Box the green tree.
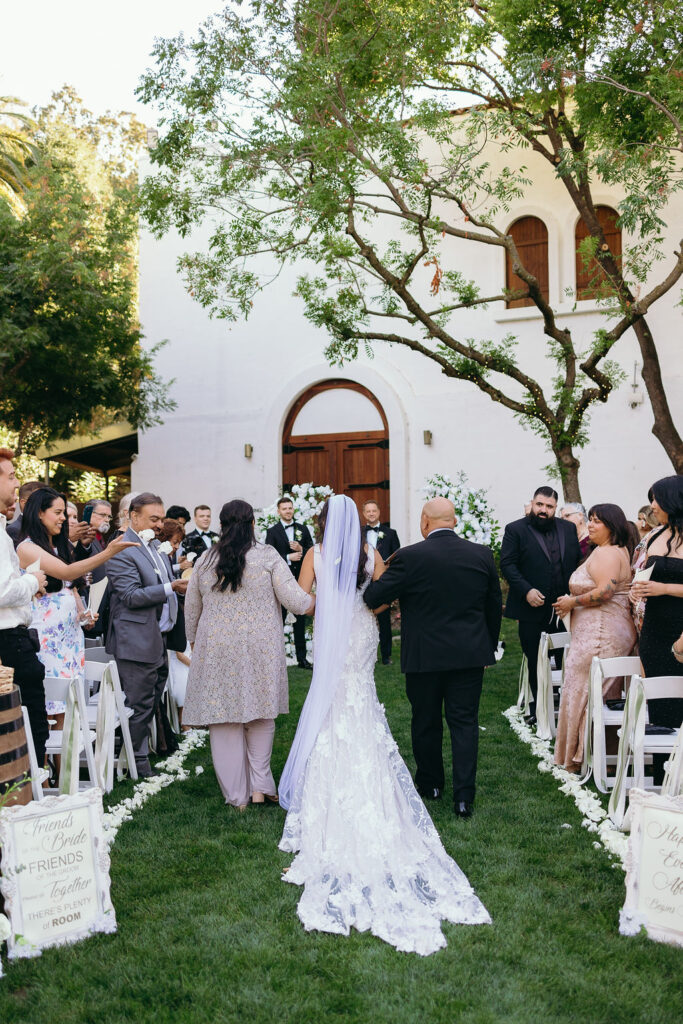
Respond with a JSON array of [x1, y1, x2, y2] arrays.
[[0, 89, 173, 455], [138, 0, 683, 498], [0, 96, 36, 216]]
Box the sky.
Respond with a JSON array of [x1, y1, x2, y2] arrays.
[[0, 1, 221, 121]]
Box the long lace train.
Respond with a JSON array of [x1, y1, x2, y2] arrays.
[[279, 566, 490, 956]]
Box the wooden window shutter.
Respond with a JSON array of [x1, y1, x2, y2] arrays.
[[505, 217, 549, 308], [575, 206, 622, 300]]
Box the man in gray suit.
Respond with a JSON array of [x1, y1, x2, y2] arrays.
[[105, 492, 188, 777]]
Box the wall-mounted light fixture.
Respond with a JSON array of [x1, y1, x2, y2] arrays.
[[423, 430, 433, 446], [629, 361, 644, 409], [244, 443, 253, 459]]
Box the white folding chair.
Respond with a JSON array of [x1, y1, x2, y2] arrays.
[[517, 654, 532, 715], [609, 674, 683, 828], [583, 656, 642, 792], [536, 631, 571, 740], [43, 676, 97, 794], [164, 652, 181, 735], [84, 659, 138, 789], [20, 706, 50, 801], [85, 646, 112, 664]]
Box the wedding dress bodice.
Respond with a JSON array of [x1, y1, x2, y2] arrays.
[[280, 544, 490, 955]]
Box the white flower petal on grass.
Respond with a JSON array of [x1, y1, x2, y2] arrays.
[[195, 765, 204, 775], [101, 729, 208, 848], [503, 705, 627, 869]]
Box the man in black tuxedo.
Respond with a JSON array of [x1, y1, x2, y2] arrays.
[[500, 485, 581, 721], [181, 504, 219, 561], [265, 496, 314, 668], [363, 497, 502, 818], [362, 499, 400, 665]]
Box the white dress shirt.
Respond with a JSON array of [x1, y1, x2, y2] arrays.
[[365, 525, 379, 548], [0, 513, 39, 629], [134, 530, 177, 633], [281, 519, 295, 564]]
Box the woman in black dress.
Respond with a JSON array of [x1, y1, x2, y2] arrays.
[[631, 476, 683, 779]]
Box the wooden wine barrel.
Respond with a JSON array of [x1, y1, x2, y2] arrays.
[[0, 684, 32, 807]]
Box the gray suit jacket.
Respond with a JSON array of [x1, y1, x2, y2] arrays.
[[105, 528, 172, 664]]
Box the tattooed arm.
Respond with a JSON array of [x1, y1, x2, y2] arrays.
[[553, 547, 624, 615]]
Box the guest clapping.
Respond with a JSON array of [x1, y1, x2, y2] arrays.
[[183, 499, 314, 810], [552, 505, 637, 771]]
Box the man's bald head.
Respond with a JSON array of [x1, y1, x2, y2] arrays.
[[420, 497, 456, 538]]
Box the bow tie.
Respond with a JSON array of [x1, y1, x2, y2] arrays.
[[200, 532, 210, 537]]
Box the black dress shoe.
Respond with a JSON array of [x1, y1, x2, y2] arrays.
[[523, 714, 537, 726], [297, 659, 313, 670], [382, 657, 393, 666], [417, 786, 442, 800], [454, 801, 473, 818]]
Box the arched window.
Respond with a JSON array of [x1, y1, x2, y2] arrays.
[[505, 216, 549, 308], [575, 206, 622, 300]]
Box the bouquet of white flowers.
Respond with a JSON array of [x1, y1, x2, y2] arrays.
[[423, 472, 500, 554], [255, 482, 334, 539]]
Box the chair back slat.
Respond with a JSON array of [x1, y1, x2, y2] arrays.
[[85, 647, 111, 663], [43, 675, 73, 703], [641, 676, 683, 702], [547, 632, 571, 650], [596, 656, 641, 678], [84, 661, 107, 683]]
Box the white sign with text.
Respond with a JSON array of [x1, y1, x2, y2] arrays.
[[0, 788, 115, 958], [620, 789, 683, 947]]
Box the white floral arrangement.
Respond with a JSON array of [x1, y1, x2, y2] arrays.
[[423, 472, 501, 553], [255, 482, 334, 539]]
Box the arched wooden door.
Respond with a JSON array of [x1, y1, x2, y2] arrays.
[[282, 380, 390, 520]]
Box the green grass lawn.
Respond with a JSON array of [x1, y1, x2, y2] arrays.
[[1, 622, 681, 1024]]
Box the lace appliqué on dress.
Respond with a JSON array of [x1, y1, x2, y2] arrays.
[[279, 568, 490, 956]]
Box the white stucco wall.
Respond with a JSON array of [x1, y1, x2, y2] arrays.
[[135, 139, 682, 544]]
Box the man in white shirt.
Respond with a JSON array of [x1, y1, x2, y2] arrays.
[[0, 447, 49, 764], [105, 492, 187, 777]]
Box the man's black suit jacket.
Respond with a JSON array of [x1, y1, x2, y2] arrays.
[[182, 528, 218, 561], [500, 516, 581, 623], [363, 529, 502, 674], [6, 513, 22, 549], [363, 523, 400, 563], [265, 521, 313, 581]]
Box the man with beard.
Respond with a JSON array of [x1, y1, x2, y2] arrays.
[[74, 499, 113, 584], [501, 486, 581, 722]]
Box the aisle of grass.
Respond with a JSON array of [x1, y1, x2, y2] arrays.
[[1, 621, 681, 1024]]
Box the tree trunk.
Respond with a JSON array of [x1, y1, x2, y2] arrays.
[[631, 319, 683, 473], [555, 445, 582, 503]]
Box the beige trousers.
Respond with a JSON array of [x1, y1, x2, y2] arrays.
[[209, 719, 276, 807]]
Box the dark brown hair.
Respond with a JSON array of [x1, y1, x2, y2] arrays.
[[208, 500, 255, 592], [588, 503, 634, 558], [159, 519, 185, 544]]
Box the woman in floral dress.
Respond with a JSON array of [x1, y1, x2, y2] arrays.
[[17, 488, 135, 721]]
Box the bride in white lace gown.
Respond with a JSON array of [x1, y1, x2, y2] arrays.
[[278, 495, 490, 956]]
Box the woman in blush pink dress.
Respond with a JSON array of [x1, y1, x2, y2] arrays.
[[552, 504, 636, 772]]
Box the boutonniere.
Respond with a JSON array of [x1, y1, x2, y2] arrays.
[[295, 529, 302, 541], [157, 541, 173, 556], [211, 536, 218, 544], [378, 531, 384, 539]]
